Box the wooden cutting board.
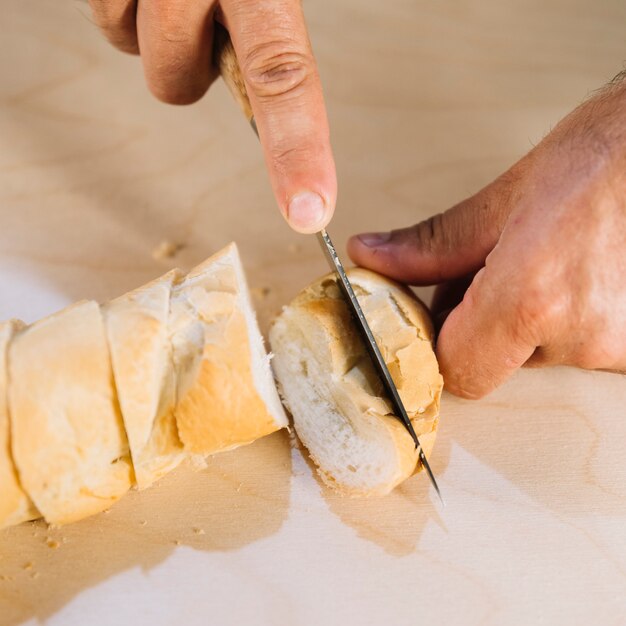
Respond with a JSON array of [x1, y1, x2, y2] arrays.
[[1, 1, 625, 624]]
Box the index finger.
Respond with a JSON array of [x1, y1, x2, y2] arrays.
[[220, 0, 336, 233], [437, 264, 537, 399]]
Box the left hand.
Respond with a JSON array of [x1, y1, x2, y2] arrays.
[[348, 74, 626, 399]]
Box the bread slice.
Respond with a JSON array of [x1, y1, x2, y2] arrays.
[[103, 270, 185, 490], [169, 243, 288, 455], [269, 268, 443, 496], [1, 242, 288, 529], [0, 320, 39, 528], [9, 301, 133, 524]]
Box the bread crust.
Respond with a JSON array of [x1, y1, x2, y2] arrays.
[[171, 243, 287, 455], [104, 270, 184, 489], [9, 301, 133, 525], [0, 320, 38, 528]]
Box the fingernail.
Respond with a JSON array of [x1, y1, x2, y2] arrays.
[[357, 232, 392, 247], [287, 192, 327, 232]]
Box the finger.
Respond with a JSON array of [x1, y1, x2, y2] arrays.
[[347, 167, 524, 285], [136, 0, 217, 105], [436, 263, 537, 399], [220, 0, 336, 233], [89, 0, 139, 54]]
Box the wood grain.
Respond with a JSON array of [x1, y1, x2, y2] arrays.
[[1, 0, 625, 624]]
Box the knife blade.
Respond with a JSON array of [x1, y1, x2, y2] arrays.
[[317, 229, 443, 505], [213, 23, 443, 504]]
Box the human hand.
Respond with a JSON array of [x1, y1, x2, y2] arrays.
[[88, 0, 336, 233], [348, 76, 626, 398]]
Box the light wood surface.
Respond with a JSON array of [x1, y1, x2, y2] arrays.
[[1, 1, 626, 624]]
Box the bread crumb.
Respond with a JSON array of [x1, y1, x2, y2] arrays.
[[287, 430, 301, 449], [192, 527, 205, 536], [46, 539, 60, 549], [152, 240, 184, 261], [174, 540, 182, 546], [236, 483, 243, 493], [189, 454, 208, 471], [30, 572, 40, 580], [23, 563, 33, 571], [251, 286, 271, 300], [139, 520, 147, 526], [0, 574, 13, 582]]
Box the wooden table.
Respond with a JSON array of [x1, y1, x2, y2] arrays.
[[1, 1, 625, 624]]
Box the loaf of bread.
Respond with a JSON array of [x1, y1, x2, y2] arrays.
[[0, 243, 287, 528], [269, 268, 443, 496]]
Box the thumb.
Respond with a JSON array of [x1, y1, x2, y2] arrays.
[[347, 170, 518, 285], [221, 0, 336, 234]]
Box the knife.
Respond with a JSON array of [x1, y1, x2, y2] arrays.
[[213, 23, 443, 505]]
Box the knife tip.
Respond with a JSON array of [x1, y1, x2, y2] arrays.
[[418, 446, 445, 507]]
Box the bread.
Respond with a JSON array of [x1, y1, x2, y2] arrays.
[[0, 320, 38, 528], [170, 243, 288, 455], [9, 301, 134, 525], [104, 270, 184, 490], [1, 242, 287, 528], [269, 268, 443, 496]]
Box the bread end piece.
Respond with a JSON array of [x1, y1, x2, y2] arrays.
[[9, 301, 133, 525], [269, 268, 443, 496], [0, 320, 39, 528]]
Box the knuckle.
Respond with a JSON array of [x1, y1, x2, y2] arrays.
[[145, 52, 212, 105], [104, 32, 139, 55], [514, 274, 568, 341], [89, 0, 139, 54], [410, 213, 448, 256], [409, 204, 495, 260], [242, 41, 313, 99], [270, 144, 318, 173], [149, 80, 207, 105], [511, 300, 547, 347], [89, 0, 119, 23], [144, 6, 201, 78]]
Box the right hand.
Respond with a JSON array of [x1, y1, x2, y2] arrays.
[[88, 0, 336, 234]]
